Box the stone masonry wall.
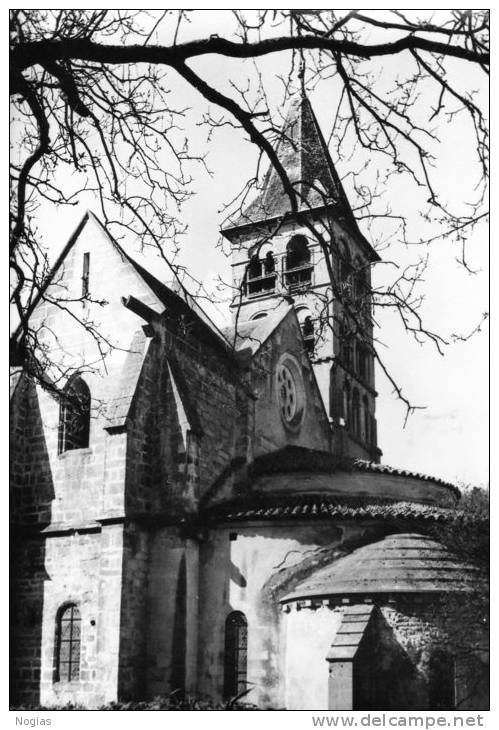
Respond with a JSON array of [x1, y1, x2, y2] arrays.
[[112, 322, 242, 698], [11, 214, 163, 705], [10, 534, 47, 706], [11, 525, 124, 709], [380, 597, 489, 710], [249, 311, 331, 459], [144, 528, 201, 699]]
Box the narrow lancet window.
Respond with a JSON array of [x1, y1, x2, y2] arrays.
[[82, 252, 90, 300], [224, 611, 248, 699], [58, 376, 91, 453], [285, 235, 312, 289], [55, 604, 81, 682]]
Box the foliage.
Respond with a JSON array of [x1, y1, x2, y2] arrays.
[[427, 484, 489, 568], [11, 694, 262, 711], [10, 10, 489, 416]]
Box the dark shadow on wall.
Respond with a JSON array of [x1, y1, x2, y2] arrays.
[[354, 609, 426, 710], [454, 650, 490, 711], [10, 377, 54, 705], [117, 526, 150, 702], [170, 552, 187, 693], [116, 339, 191, 702]]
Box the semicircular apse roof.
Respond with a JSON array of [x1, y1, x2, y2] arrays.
[[282, 533, 482, 602]]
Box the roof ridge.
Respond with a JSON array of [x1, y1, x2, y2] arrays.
[[14, 209, 232, 354]]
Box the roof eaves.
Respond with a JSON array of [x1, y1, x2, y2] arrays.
[[203, 495, 472, 526], [349, 459, 461, 498], [222, 203, 380, 264]]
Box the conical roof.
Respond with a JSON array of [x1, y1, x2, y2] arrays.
[[228, 91, 356, 227], [282, 533, 482, 602]]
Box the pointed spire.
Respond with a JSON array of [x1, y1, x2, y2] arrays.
[[227, 90, 356, 228]]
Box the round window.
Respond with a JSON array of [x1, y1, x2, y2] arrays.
[[275, 354, 305, 430], [277, 364, 297, 422]]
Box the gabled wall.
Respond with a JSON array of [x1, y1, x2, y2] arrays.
[[249, 310, 331, 458], [10, 211, 238, 705]]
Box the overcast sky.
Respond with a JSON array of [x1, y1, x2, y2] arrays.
[[16, 9, 489, 487]]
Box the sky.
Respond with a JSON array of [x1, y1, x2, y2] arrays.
[[12, 9, 489, 487]]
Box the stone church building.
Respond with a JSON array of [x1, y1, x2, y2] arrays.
[[10, 93, 488, 710]]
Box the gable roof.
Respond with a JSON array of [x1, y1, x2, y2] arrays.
[[13, 210, 232, 353]]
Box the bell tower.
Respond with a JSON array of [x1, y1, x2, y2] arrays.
[[221, 90, 381, 462]]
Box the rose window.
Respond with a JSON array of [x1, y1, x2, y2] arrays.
[[277, 364, 297, 422], [275, 354, 305, 429]]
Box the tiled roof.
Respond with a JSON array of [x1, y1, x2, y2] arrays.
[[225, 93, 354, 228], [282, 533, 483, 601], [203, 494, 474, 525], [349, 459, 460, 496], [237, 446, 461, 498], [222, 92, 379, 263]]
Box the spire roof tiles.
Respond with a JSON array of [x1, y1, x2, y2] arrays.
[[222, 91, 379, 261]]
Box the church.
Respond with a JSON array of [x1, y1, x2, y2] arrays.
[[10, 92, 488, 710]]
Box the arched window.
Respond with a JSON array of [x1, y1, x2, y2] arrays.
[[370, 415, 377, 448], [353, 257, 369, 304], [357, 343, 369, 382], [223, 611, 248, 699], [352, 388, 361, 438], [58, 376, 91, 454], [428, 649, 455, 710], [247, 250, 275, 296], [362, 395, 370, 443], [285, 235, 312, 289], [339, 240, 353, 290], [81, 252, 90, 300], [247, 255, 262, 281], [55, 604, 81, 682], [296, 307, 315, 354], [286, 235, 310, 270], [302, 316, 315, 354], [339, 319, 354, 371], [263, 250, 275, 275], [343, 334, 353, 370], [342, 381, 351, 427]]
